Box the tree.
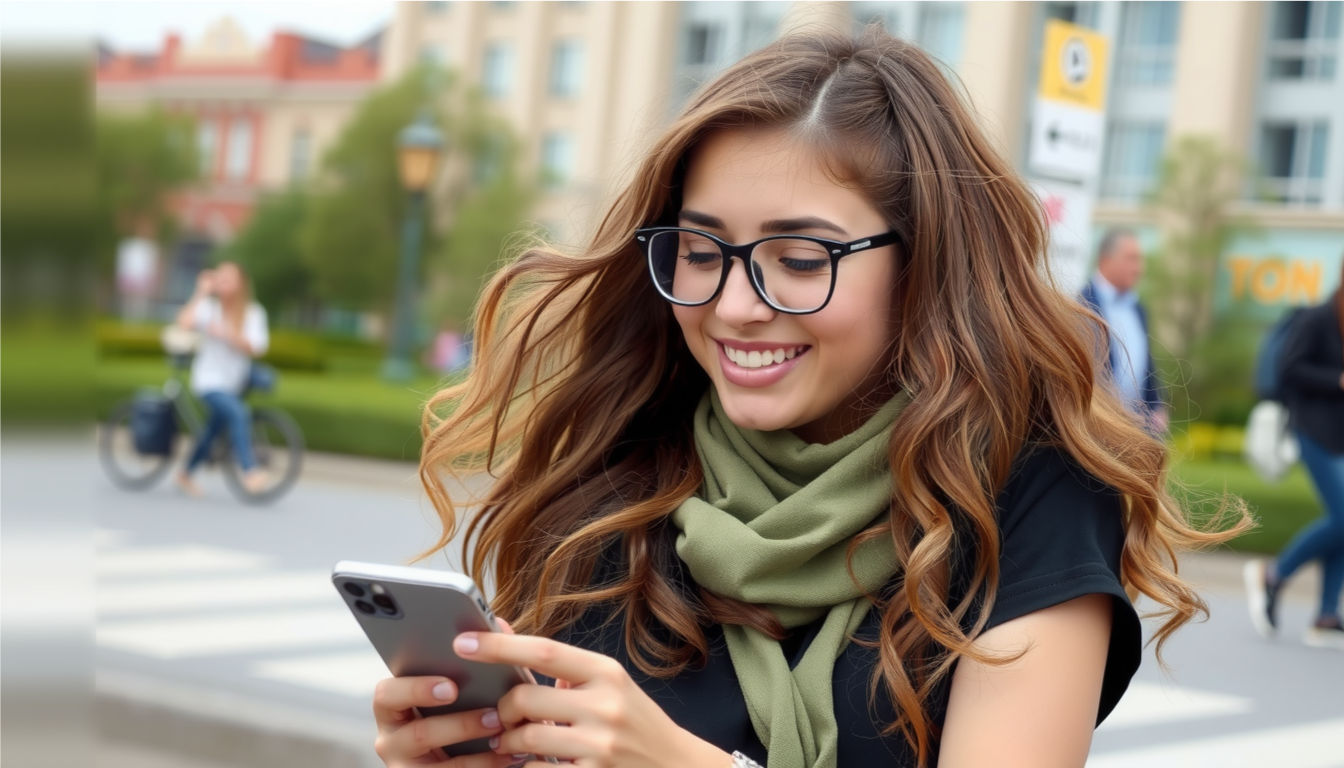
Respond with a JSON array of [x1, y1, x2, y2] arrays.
[[214, 190, 315, 321], [95, 108, 198, 278], [1144, 136, 1253, 362], [300, 66, 534, 332]]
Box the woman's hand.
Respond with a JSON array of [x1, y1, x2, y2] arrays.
[[370, 674, 518, 768], [194, 270, 215, 297], [452, 631, 732, 768]]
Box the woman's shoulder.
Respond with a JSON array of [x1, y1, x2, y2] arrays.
[[996, 443, 1120, 531]]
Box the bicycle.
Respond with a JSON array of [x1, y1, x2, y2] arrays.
[[99, 332, 305, 505]]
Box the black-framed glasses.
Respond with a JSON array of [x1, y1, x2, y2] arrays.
[[635, 226, 901, 314]]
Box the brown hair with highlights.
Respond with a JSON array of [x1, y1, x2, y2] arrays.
[[419, 27, 1251, 764]]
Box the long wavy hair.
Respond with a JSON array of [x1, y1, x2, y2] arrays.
[[420, 28, 1251, 764]]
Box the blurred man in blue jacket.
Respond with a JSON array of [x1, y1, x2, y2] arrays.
[[1079, 228, 1168, 434]]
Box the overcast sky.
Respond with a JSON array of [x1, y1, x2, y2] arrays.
[[2, 1, 392, 49]]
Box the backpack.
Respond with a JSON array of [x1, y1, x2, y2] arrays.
[[1253, 307, 1306, 402], [131, 393, 178, 456]]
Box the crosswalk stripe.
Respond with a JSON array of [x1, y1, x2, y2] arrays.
[[97, 608, 365, 658], [98, 545, 271, 577], [98, 571, 336, 617], [1088, 717, 1344, 768], [1098, 681, 1254, 731], [250, 650, 389, 698]]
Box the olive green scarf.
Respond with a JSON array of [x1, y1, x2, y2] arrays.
[[671, 389, 909, 768]]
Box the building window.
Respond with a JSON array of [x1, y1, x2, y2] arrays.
[[196, 118, 218, 177], [424, 1, 450, 13], [1116, 1, 1181, 86], [1101, 121, 1167, 201], [549, 39, 585, 98], [1037, 0, 1102, 28], [686, 22, 721, 66], [1260, 120, 1330, 204], [483, 42, 515, 99], [1266, 1, 1341, 80], [918, 3, 965, 68], [224, 117, 253, 182], [420, 42, 450, 68], [290, 130, 311, 182], [540, 131, 576, 191]]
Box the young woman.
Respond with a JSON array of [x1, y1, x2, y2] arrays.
[[373, 29, 1248, 768], [1246, 265, 1344, 651], [174, 261, 270, 497]]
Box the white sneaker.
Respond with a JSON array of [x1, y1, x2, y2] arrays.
[[1303, 623, 1344, 651], [1243, 559, 1278, 639]]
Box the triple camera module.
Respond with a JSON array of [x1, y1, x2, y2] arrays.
[[341, 579, 403, 619]]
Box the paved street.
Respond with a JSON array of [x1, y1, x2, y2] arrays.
[[46, 440, 1344, 766]]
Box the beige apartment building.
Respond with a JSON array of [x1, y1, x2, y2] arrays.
[[385, 0, 1344, 313]]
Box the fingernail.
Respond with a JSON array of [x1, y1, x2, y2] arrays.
[[454, 633, 479, 655], [488, 736, 499, 750], [431, 681, 455, 701], [481, 708, 500, 728]]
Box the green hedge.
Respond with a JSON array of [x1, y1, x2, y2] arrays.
[[96, 357, 445, 462], [95, 320, 390, 373]]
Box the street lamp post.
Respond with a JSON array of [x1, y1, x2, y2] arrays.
[[381, 113, 445, 382]]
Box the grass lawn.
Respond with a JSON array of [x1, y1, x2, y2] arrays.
[[91, 356, 1324, 554], [1168, 457, 1323, 555]]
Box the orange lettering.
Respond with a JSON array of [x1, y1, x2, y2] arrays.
[[1251, 258, 1287, 304], [1288, 260, 1322, 304], [1226, 256, 1254, 300]]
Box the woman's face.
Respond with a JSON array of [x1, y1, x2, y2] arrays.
[[672, 128, 900, 443], [213, 263, 244, 299]]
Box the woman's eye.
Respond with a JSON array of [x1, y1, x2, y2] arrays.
[[682, 249, 722, 266], [780, 257, 830, 273]]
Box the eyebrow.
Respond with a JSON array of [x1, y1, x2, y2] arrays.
[[678, 209, 850, 238]]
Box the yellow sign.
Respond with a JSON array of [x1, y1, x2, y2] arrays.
[[1038, 19, 1108, 111], [1226, 256, 1326, 305]]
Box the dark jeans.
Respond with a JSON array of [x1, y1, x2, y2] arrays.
[[184, 391, 255, 474], [1277, 431, 1344, 620]]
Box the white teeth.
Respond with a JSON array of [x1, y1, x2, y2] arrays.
[[724, 345, 805, 368]]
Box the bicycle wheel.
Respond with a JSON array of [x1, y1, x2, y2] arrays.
[[223, 407, 304, 504], [99, 400, 176, 490]]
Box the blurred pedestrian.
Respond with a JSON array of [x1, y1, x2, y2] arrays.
[[1246, 265, 1344, 651], [173, 261, 270, 498], [1079, 228, 1169, 434], [426, 321, 464, 374], [373, 29, 1248, 768]]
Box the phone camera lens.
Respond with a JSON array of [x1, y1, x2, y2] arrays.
[[372, 594, 397, 614], [343, 582, 366, 598], [354, 599, 376, 614]]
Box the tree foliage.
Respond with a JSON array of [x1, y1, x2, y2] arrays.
[[95, 108, 198, 276], [215, 190, 313, 318], [1144, 136, 1253, 361]]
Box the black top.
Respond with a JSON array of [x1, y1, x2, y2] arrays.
[[550, 447, 1142, 767], [1280, 300, 1344, 454]]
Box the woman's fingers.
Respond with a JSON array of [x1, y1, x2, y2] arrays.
[[494, 684, 581, 729], [453, 633, 619, 686], [373, 676, 459, 729], [491, 722, 587, 764], [374, 707, 504, 765]]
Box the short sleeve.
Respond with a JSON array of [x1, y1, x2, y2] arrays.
[[244, 304, 270, 357], [987, 446, 1141, 726]]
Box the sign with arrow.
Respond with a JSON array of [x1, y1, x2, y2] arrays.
[[1028, 19, 1109, 181]]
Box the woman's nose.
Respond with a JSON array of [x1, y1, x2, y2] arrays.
[[714, 258, 775, 327]]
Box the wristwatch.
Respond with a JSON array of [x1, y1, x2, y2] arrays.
[[732, 751, 764, 768]]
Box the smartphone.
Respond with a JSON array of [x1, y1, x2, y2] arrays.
[[331, 560, 541, 759]]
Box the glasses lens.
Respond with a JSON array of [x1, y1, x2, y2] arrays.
[[749, 238, 834, 312], [647, 231, 723, 304]]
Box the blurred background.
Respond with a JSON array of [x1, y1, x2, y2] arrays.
[[2, 2, 1342, 767]]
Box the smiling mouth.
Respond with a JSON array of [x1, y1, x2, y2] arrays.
[[720, 343, 810, 369]]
